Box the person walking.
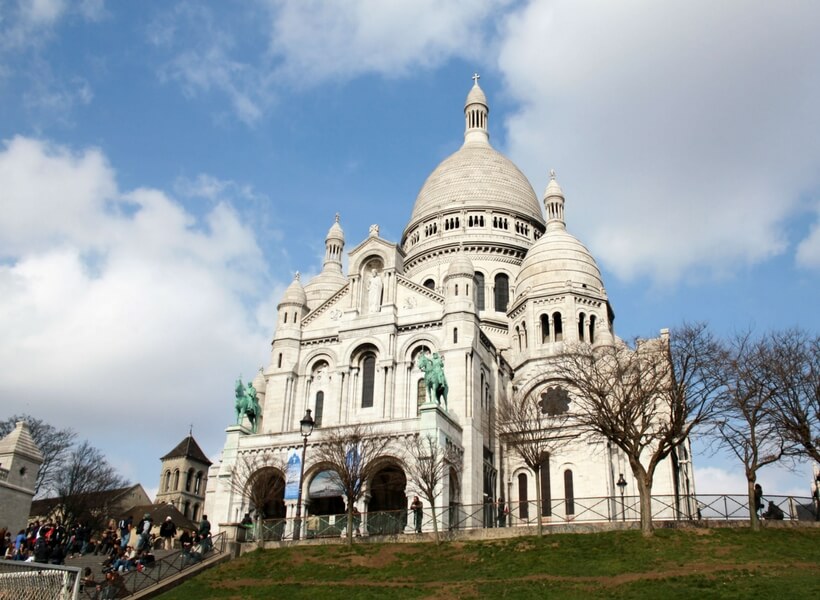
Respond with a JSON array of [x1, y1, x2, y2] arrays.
[[159, 516, 177, 551]]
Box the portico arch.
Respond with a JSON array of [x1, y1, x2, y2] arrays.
[[366, 461, 407, 534]]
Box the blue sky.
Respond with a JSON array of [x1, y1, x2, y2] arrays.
[[1, 1, 818, 502]]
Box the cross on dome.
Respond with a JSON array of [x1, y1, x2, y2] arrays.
[[472, 73, 480, 85], [549, 169, 556, 179]]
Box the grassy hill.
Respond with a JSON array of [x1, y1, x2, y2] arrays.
[[158, 527, 820, 599]]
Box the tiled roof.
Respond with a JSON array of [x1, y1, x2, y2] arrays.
[[160, 435, 212, 466]]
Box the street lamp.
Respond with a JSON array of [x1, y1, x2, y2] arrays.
[[616, 474, 627, 522], [293, 409, 315, 541]]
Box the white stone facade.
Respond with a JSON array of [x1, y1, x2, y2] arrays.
[[205, 79, 695, 533]]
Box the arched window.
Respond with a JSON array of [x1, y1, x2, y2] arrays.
[[518, 473, 529, 520], [194, 471, 203, 495], [589, 315, 597, 344], [540, 314, 550, 343], [564, 470, 575, 515], [417, 378, 426, 413], [183, 501, 190, 518], [173, 469, 180, 491], [539, 453, 552, 517], [361, 353, 376, 408], [553, 312, 563, 342], [423, 278, 435, 290], [315, 391, 324, 427], [192, 503, 199, 522], [277, 353, 282, 368], [475, 272, 485, 311], [516, 326, 521, 351], [494, 274, 509, 312], [164, 470, 171, 492], [185, 468, 194, 492], [521, 322, 527, 349], [453, 328, 458, 344], [283, 312, 288, 324], [578, 312, 586, 342], [454, 284, 458, 295]]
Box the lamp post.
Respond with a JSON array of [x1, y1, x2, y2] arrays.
[[293, 409, 315, 541], [616, 474, 627, 522]]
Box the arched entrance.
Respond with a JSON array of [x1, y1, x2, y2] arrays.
[[248, 468, 286, 540], [248, 468, 286, 519], [367, 464, 407, 534], [306, 470, 346, 538]]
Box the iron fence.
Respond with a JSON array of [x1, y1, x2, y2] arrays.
[[244, 493, 817, 542], [79, 532, 225, 598]]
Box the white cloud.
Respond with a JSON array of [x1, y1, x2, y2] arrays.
[[265, 0, 504, 85], [796, 203, 820, 269], [496, 0, 820, 284], [695, 464, 813, 499], [150, 4, 270, 125], [0, 136, 278, 458], [149, 1, 504, 123]]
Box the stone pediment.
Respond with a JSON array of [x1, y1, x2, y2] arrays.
[[395, 275, 444, 316], [302, 283, 350, 328], [348, 231, 404, 274]]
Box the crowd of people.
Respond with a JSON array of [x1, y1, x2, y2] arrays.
[[0, 513, 213, 599]]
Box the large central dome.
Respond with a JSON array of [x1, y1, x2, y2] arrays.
[[401, 78, 545, 274], [408, 143, 543, 224]]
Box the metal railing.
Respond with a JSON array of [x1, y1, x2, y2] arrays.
[[243, 493, 818, 542], [80, 532, 226, 598]]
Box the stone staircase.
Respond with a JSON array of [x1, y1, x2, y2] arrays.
[[64, 537, 228, 598]]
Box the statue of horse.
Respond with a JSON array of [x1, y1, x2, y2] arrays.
[[417, 352, 448, 409], [235, 378, 261, 433]]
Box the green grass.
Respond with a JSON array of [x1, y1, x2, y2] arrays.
[[158, 527, 820, 599]]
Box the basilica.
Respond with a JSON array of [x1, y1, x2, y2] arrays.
[[204, 78, 694, 534]]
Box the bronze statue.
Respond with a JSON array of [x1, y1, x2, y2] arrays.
[[417, 352, 448, 409], [234, 377, 261, 433]]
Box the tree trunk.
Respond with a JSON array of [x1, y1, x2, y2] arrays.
[[431, 502, 440, 544], [627, 459, 654, 537], [255, 514, 263, 549], [635, 475, 654, 536], [346, 507, 353, 546], [748, 478, 760, 531], [534, 467, 543, 537]]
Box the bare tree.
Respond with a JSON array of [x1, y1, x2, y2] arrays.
[[494, 387, 572, 536], [711, 331, 795, 530], [310, 424, 393, 545], [556, 323, 724, 536], [767, 329, 820, 464], [223, 452, 286, 544], [402, 433, 463, 543], [53, 440, 129, 529], [0, 414, 76, 497]]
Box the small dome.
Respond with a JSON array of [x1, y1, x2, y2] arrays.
[[326, 213, 344, 242], [465, 81, 487, 107], [515, 229, 605, 301], [281, 273, 307, 306], [544, 173, 564, 200], [446, 253, 475, 278]]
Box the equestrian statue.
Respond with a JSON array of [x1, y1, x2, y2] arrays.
[[235, 377, 261, 433], [417, 352, 448, 409]]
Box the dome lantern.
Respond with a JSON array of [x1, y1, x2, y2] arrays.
[[544, 169, 566, 232], [464, 73, 489, 145]]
